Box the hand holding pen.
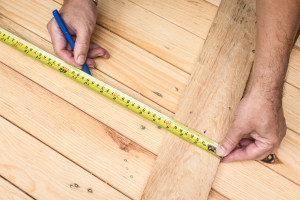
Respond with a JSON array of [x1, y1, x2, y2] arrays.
[[47, 0, 109, 74]]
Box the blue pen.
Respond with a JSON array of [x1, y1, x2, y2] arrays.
[[52, 9, 91, 75]]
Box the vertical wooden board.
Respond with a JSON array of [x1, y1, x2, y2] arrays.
[[286, 47, 300, 88], [0, 177, 33, 200], [53, 0, 204, 72], [130, 0, 218, 39], [260, 129, 300, 185], [283, 83, 300, 134], [0, 15, 173, 118], [0, 0, 189, 112], [0, 117, 130, 200], [214, 161, 300, 200], [0, 63, 155, 199], [142, 0, 256, 199]]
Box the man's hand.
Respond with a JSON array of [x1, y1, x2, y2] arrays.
[[216, 0, 299, 162], [217, 87, 286, 162], [47, 0, 109, 69]]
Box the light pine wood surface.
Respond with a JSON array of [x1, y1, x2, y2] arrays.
[[0, 0, 299, 199]]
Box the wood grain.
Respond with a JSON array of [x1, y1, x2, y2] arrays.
[[0, 116, 130, 200], [142, 0, 256, 199], [0, 0, 189, 112], [130, 0, 218, 39], [0, 177, 33, 200], [1, 0, 300, 199], [214, 160, 300, 199], [0, 63, 155, 199]]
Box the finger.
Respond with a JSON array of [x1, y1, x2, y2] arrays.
[[87, 42, 110, 58], [74, 27, 92, 65], [86, 58, 96, 68], [67, 43, 73, 51], [222, 141, 272, 162], [47, 19, 82, 69], [216, 125, 244, 157], [59, 50, 83, 69], [239, 138, 253, 147]]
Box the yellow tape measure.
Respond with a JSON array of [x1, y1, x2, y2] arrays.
[[0, 27, 220, 158]]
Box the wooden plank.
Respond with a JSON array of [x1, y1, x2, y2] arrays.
[[142, 0, 256, 199], [286, 47, 300, 89], [0, 63, 155, 199], [0, 116, 130, 200], [0, 13, 171, 155], [54, 0, 203, 73], [129, 0, 218, 39], [0, 0, 189, 112], [260, 129, 300, 185], [283, 83, 300, 134], [0, 177, 33, 200], [213, 160, 300, 199]]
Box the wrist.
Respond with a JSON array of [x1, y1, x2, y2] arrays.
[[247, 84, 283, 110]]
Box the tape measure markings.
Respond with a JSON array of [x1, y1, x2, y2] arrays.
[[0, 27, 220, 158]]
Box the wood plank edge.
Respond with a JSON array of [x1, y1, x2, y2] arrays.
[[127, 0, 208, 40], [0, 175, 35, 200]]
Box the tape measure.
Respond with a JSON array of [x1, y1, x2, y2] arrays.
[[0, 27, 220, 158]]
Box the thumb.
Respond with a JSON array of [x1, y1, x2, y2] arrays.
[[74, 29, 91, 66], [217, 125, 244, 157]]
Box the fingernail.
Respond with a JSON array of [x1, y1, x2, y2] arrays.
[[216, 145, 227, 157], [77, 55, 85, 65]]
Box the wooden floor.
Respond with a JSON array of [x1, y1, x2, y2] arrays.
[[0, 0, 299, 199]]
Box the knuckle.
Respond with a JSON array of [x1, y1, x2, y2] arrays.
[[53, 48, 61, 56], [47, 22, 52, 31], [224, 136, 237, 147], [267, 137, 279, 147], [76, 41, 89, 49], [47, 19, 55, 31]]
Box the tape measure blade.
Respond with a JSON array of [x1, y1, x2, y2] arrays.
[[0, 27, 220, 158]]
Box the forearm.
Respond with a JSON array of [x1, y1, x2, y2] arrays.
[[251, 0, 300, 103]]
